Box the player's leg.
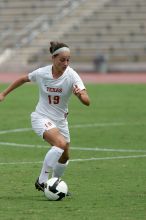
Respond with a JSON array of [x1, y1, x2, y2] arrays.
[[31, 113, 70, 191], [52, 143, 70, 178], [51, 119, 70, 178], [38, 128, 68, 185]]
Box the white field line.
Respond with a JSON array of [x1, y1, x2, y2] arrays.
[[71, 146, 146, 153], [0, 128, 31, 135], [0, 141, 146, 153], [0, 121, 145, 135], [0, 123, 146, 165], [0, 154, 146, 166], [0, 142, 46, 148], [70, 154, 146, 162]]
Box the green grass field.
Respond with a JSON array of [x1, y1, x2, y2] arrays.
[[0, 83, 146, 220]]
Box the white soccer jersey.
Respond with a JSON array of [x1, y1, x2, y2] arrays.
[[28, 65, 85, 120]]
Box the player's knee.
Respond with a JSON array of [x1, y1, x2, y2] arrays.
[[56, 139, 68, 151]]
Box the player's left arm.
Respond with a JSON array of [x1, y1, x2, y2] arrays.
[[73, 85, 90, 106]]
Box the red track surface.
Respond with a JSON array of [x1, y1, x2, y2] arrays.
[[1, 72, 146, 84], [80, 72, 146, 84]]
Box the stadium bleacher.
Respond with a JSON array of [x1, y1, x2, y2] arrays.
[[0, 0, 146, 73]]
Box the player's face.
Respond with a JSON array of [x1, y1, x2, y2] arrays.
[[53, 52, 70, 73]]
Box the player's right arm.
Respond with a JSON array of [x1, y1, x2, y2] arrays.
[[0, 75, 30, 101]]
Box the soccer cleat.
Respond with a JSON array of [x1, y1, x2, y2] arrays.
[[35, 178, 44, 192]]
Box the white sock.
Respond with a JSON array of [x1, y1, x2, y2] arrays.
[[39, 146, 64, 184], [52, 161, 69, 178]]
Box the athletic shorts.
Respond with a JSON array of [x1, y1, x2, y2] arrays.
[[31, 112, 70, 142]]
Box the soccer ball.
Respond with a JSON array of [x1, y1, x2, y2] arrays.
[[44, 177, 68, 201]]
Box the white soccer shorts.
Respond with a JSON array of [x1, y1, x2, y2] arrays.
[[31, 112, 70, 142]]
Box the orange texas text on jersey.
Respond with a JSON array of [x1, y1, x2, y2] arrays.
[[47, 87, 63, 93]]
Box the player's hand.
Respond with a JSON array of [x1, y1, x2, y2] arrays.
[[0, 93, 5, 101], [73, 85, 82, 98], [73, 85, 90, 106]]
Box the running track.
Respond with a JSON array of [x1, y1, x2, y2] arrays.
[[1, 72, 146, 83]]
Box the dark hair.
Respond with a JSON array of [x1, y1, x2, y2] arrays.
[[49, 41, 69, 55]]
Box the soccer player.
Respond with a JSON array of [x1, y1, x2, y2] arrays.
[[0, 41, 90, 192]]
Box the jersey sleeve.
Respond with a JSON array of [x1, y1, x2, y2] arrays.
[[28, 69, 39, 82], [72, 70, 85, 90]]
